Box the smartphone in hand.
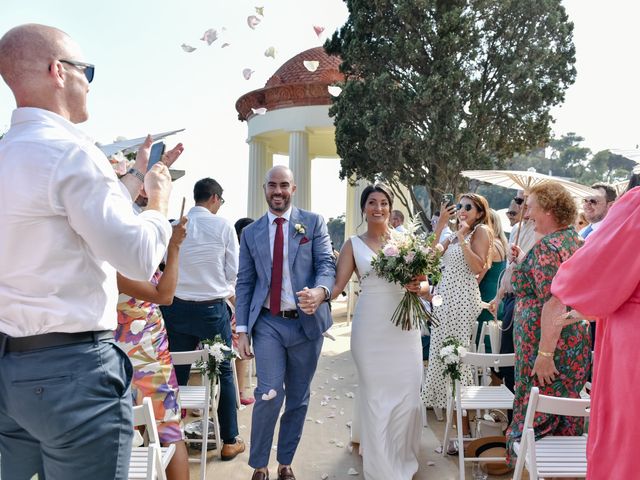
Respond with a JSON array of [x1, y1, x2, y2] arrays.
[[443, 193, 454, 207], [148, 142, 166, 170]]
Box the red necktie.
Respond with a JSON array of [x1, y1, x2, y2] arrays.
[[270, 217, 286, 315]]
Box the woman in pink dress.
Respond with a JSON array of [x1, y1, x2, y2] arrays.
[[545, 186, 640, 479]]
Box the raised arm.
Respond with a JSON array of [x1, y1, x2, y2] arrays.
[[460, 224, 491, 275]]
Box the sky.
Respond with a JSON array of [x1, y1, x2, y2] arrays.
[[1, 0, 639, 223]]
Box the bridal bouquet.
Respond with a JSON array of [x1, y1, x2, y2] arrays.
[[196, 335, 238, 390], [369, 222, 442, 330], [439, 336, 469, 395]]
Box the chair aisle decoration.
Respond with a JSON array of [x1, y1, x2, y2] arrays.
[[440, 342, 515, 480]]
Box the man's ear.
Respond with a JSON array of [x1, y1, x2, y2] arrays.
[[48, 60, 66, 88]]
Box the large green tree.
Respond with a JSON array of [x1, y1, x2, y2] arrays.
[[326, 0, 576, 214]]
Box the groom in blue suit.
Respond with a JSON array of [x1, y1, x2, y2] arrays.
[[236, 165, 335, 480]]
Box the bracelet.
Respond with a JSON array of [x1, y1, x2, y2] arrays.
[[127, 167, 144, 182], [538, 350, 554, 358]]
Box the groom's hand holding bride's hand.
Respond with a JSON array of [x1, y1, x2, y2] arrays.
[[237, 333, 254, 360], [296, 286, 325, 315]]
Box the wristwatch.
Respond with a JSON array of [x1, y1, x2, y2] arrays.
[[127, 167, 144, 182]]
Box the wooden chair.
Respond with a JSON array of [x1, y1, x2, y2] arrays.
[[171, 349, 217, 480], [442, 352, 515, 480], [129, 397, 175, 480], [512, 386, 590, 480]]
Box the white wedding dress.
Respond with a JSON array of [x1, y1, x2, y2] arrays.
[[350, 236, 423, 480]]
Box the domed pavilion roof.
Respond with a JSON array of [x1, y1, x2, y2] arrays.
[[235, 47, 344, 121]]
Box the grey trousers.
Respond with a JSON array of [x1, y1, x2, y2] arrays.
[[0, 339, 133, 480]]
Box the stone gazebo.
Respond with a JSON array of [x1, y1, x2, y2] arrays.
[[235, 47, 368, 238]]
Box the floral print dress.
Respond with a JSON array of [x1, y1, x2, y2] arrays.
[[505, 227, 590, 465], [115, 271, 184, 444]]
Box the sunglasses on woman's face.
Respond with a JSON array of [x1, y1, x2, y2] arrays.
[[456, 203, 474, 212], [513, 197, 524, 205]]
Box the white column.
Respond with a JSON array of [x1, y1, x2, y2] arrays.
[[247, 138, 272, 219], [288, 130, 311, 210], [345, 177, 369, 240]]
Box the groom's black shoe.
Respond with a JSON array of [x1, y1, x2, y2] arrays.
[[277, 466, 296, 480], [251, 470, 269, 480]]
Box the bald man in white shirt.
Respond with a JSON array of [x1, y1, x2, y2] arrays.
[[0, 24, 172, 479]]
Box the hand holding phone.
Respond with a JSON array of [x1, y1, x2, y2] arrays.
[[443, 193, 454, 207], [148, 142, 166, 170]]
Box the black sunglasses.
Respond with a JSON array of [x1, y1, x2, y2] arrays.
[[456, 203, 474, 212], [506, 210, 518, 216], [59, 59, 95, 83], [582, 198, 600, 206], [513, 197, 524, 205]]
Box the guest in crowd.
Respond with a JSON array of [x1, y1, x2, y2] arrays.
[[0, 24, 173, 478], [430, 210, 453, 244], [390, 209, 405, 232], [546, 186, 640, 480], [579, 182, 617, 240], [421, 194, 492, 433], [505, 182, 590, 466], [160, 177, 244, 461], [116, 218, 189, 480], [490, 192, 539, 393], [233, 217, 255, 406], [475, 209, 507, 352]]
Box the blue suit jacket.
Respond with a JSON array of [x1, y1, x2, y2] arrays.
[[235, 207, 335, 339]]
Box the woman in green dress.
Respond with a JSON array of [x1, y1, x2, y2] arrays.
[[475, 209, 508, 352]]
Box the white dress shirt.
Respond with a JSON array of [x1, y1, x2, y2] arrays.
[[173, 206, 239, 301], [0, 108, 171, 337], [263, 208, 297, 311]]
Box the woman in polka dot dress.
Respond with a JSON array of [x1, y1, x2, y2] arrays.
[[421, 194, 493, 419]]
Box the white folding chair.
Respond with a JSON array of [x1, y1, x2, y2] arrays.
[[442, 352, 515, 480], [513, 387, 590, 480], [129, 397, 176, 480], [171, 349, 217, 480]]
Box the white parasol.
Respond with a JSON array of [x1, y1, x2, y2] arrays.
[[461, 169, 597, 245], [97, 128, 185, 157]]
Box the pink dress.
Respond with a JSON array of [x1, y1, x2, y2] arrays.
[[551, 187, 640, 480]]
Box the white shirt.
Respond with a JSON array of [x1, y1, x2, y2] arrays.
[[263, 208, 297, 311], [0, 108, 171, 337], [173, 206, 239, 301]]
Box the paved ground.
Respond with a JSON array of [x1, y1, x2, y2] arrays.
[[190, 303, 515, 479]]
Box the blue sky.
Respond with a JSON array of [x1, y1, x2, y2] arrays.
[[1, 0, 639, 221]]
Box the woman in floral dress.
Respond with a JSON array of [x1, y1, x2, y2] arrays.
[[505, 182, 591, 465], [116, 218, 189, 480]]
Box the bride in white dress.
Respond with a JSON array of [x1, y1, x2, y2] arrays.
[[332, 184, 424, 480]]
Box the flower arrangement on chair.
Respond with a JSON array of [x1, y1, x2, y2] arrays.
[[439, 336, 469, 395], [196, 335, 238, 391]]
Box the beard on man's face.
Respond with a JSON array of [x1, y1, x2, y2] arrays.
[[267, 192, 291, 212]]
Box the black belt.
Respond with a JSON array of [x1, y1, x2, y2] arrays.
[[0, 330, 113, 356], [174, 296, 224, 306], [261, 307, 299, 319]]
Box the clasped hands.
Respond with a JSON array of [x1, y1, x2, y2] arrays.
[[404, 275, 430, 299], [296, 286, 326, 315]]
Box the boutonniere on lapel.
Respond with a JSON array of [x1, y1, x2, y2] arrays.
[[294, 223, 310, 244]]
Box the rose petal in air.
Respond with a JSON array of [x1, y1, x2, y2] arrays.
[[242, 68, 255, 80], [221, 42, 231, 48], [200, 28, 218, 45], [247, 15, 261, 29], [261, 389, 277, 401], [181, 44, 196, 53], [432, 294, 444, 307], [264, 46, 276, 59], [304, 60, 320, 72], [313, 25, 325, 37], [328, 86, 342, 97], [251, 107, 267, 116], [255, 6, 264, 16]]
